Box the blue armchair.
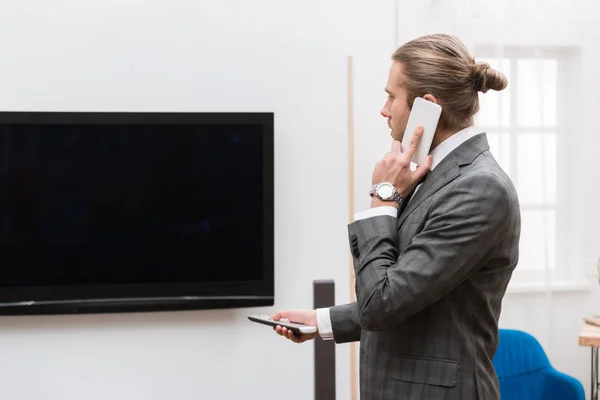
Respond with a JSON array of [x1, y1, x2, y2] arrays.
[[492, 329, 585, 400]]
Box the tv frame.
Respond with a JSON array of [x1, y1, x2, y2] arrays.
[[0, 111, 275, 315]]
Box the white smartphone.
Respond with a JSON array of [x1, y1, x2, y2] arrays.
[[401, 97, 442, 165], [247, 314, 317, 335]]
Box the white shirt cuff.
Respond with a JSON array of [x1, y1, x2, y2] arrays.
[[316, 307, 334, 340], [353, 206, 398, 221]]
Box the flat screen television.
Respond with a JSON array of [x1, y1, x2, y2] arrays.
[[0, 112, 274, 315]]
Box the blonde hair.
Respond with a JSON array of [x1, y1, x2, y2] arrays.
[[392, 33, 508, 131]]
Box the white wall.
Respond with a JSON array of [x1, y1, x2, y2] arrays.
[[0, 1, 397, 399]]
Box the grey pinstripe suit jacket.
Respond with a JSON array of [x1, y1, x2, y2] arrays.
[[331, 133, 520, 399]]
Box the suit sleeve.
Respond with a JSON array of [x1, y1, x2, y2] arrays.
[[329, 302, 362, 343], [349, 173, 515, 331], [316, 206, 399, 343]]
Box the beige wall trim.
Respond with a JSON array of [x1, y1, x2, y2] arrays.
[[347, 55, 358, 400]]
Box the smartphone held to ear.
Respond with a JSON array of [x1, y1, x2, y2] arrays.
[[401, 97, 442, 165]]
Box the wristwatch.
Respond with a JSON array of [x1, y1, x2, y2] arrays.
[[369, 182, 403, 205]]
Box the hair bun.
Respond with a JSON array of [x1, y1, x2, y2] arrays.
[[473, 62, 508, 93]]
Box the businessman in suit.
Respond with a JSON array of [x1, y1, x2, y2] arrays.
[[272, 33, 521, 399]]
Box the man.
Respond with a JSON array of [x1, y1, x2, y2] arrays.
[[272, 33, 521, 399]]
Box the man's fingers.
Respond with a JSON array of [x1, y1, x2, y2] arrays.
[[288, 331, 304, 343], [280, 327, 299, 343], [391, 140, 402, 154], [406, 126, 424, 156], [414, 155, 433, 181], [276, 325, 315, 344]]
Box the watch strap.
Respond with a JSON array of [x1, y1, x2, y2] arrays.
[[370, 183, 403, 204]]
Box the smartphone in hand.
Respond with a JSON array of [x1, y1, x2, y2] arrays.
[[247, 314, 317, 335], [401, 97, 442, 165]]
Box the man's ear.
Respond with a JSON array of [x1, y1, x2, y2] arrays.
[[423, 94, 439, 104]]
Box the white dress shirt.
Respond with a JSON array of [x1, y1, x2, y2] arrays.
[[316, 126, 480, 340]]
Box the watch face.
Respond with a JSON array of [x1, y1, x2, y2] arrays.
[[377, 184, 394, 199]]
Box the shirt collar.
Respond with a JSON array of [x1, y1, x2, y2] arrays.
[[429, 126, 479, 170]]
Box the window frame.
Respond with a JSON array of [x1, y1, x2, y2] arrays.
[[473, 45, 582, 284]]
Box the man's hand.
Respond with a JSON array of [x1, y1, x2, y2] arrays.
[[271, 309, 318, 344], [372, 125, 433, 197]]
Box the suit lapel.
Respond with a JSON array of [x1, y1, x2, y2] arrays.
[[397, 132, 490, 230], [397, 154, 460, 229]]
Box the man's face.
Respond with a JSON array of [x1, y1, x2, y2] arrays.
[[381, 61, 411, 142]]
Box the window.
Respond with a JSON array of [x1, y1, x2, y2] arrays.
[[474, 47, 578, 283]]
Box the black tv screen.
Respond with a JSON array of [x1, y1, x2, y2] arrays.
[[0, 112, 274, 315]]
